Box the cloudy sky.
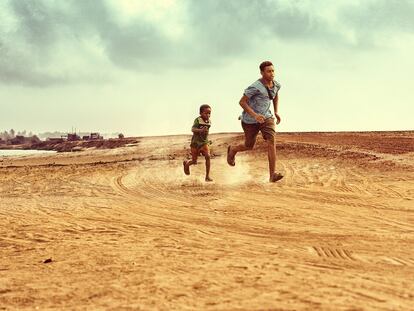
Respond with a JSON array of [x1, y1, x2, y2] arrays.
[[1, 0, 413, 136]]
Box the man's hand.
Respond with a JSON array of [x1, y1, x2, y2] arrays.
[[201, 126, 209, 133], [254, 114, 266, 124], [275, 113, 281, 125]]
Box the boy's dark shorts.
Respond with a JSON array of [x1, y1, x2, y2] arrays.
[[190, 144, 210, 159], [242, 117, 276, 149]]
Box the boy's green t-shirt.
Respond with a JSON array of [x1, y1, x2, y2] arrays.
[[191, 117, 211, 148]]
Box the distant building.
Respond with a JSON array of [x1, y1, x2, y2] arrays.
[[47, 137, 65, 143], [118, 133, 124, 139], [9, 135, 41, 145], [10, 135, 26, 145], [67, 133, 81, 141], [82, 132, 103, 140], [90, 132, 103, 140], [29, 135, 41, 143]]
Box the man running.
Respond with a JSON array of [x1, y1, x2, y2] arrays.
[[227, 61, 283, 182]]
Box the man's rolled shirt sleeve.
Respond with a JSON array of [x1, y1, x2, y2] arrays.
[[244, 85, 260, 99], [275, 82, 281, 92]]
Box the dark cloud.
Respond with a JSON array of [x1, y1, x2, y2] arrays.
[[62, 1, 171, 69], [0, 59, 68, 87], [182, 0, 349, 58], [0, 0, 413, 87], [342, 0, 414, 32], [340, 0, 414, 46], [103, 21, 171, 69], [10, 0, 57, 46], [0, 0, 171, 86]]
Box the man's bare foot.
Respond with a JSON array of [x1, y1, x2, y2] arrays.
[[269, 172, 283, 182], [227, 146, 235, 166], [205, 176, 213, 182], [183, 160, 190, 175]]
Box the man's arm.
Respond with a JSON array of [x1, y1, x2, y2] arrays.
[[273, 93, 281, 125], [239, 95, 265, 123]]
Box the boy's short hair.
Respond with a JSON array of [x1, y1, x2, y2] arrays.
[[199, 104, 211, 114], [260, 61, 273, 72]]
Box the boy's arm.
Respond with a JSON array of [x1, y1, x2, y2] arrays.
[[191, 119, 208, 133], [239, 95, 265, 123], [273, 93, 281, 124], [192, 127, 208, 134]]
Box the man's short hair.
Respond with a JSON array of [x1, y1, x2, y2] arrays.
[[199, 104, 211, 114], [260, 61, 273, 72]]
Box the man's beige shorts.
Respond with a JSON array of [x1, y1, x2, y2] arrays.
[[241, 117, 276, 149]]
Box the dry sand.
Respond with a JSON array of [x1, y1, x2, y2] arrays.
[[1, 131, 413, 310]]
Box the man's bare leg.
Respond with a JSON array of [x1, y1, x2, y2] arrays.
[[231, 144, 252, 154], [267, 139, 283, 182], [228, 144, 253, 165], [267, 139, 276, 179]]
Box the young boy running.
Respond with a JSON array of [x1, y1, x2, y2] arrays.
[[183, 104, 213, 182]]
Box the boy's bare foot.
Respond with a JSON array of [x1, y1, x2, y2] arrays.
[[205, 176, 213, 182], [183, 160, 190, 175], [227, 146, 235, 166], [269, 172, 283, 182]]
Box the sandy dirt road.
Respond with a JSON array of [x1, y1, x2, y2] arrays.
[[1, 132, 413, 310]]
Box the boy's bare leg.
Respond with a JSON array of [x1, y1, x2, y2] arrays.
[[183, 154, 198, 175], [186, 159, 198, 167], [205, 154, 213, 182]]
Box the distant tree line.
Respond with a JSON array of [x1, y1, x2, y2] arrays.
[[1, 129, 123, 141], [0, 129, 34, 140]]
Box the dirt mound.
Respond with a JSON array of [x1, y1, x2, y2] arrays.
[[30, 137, 139, 152], [275, 131, 414, 154]]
